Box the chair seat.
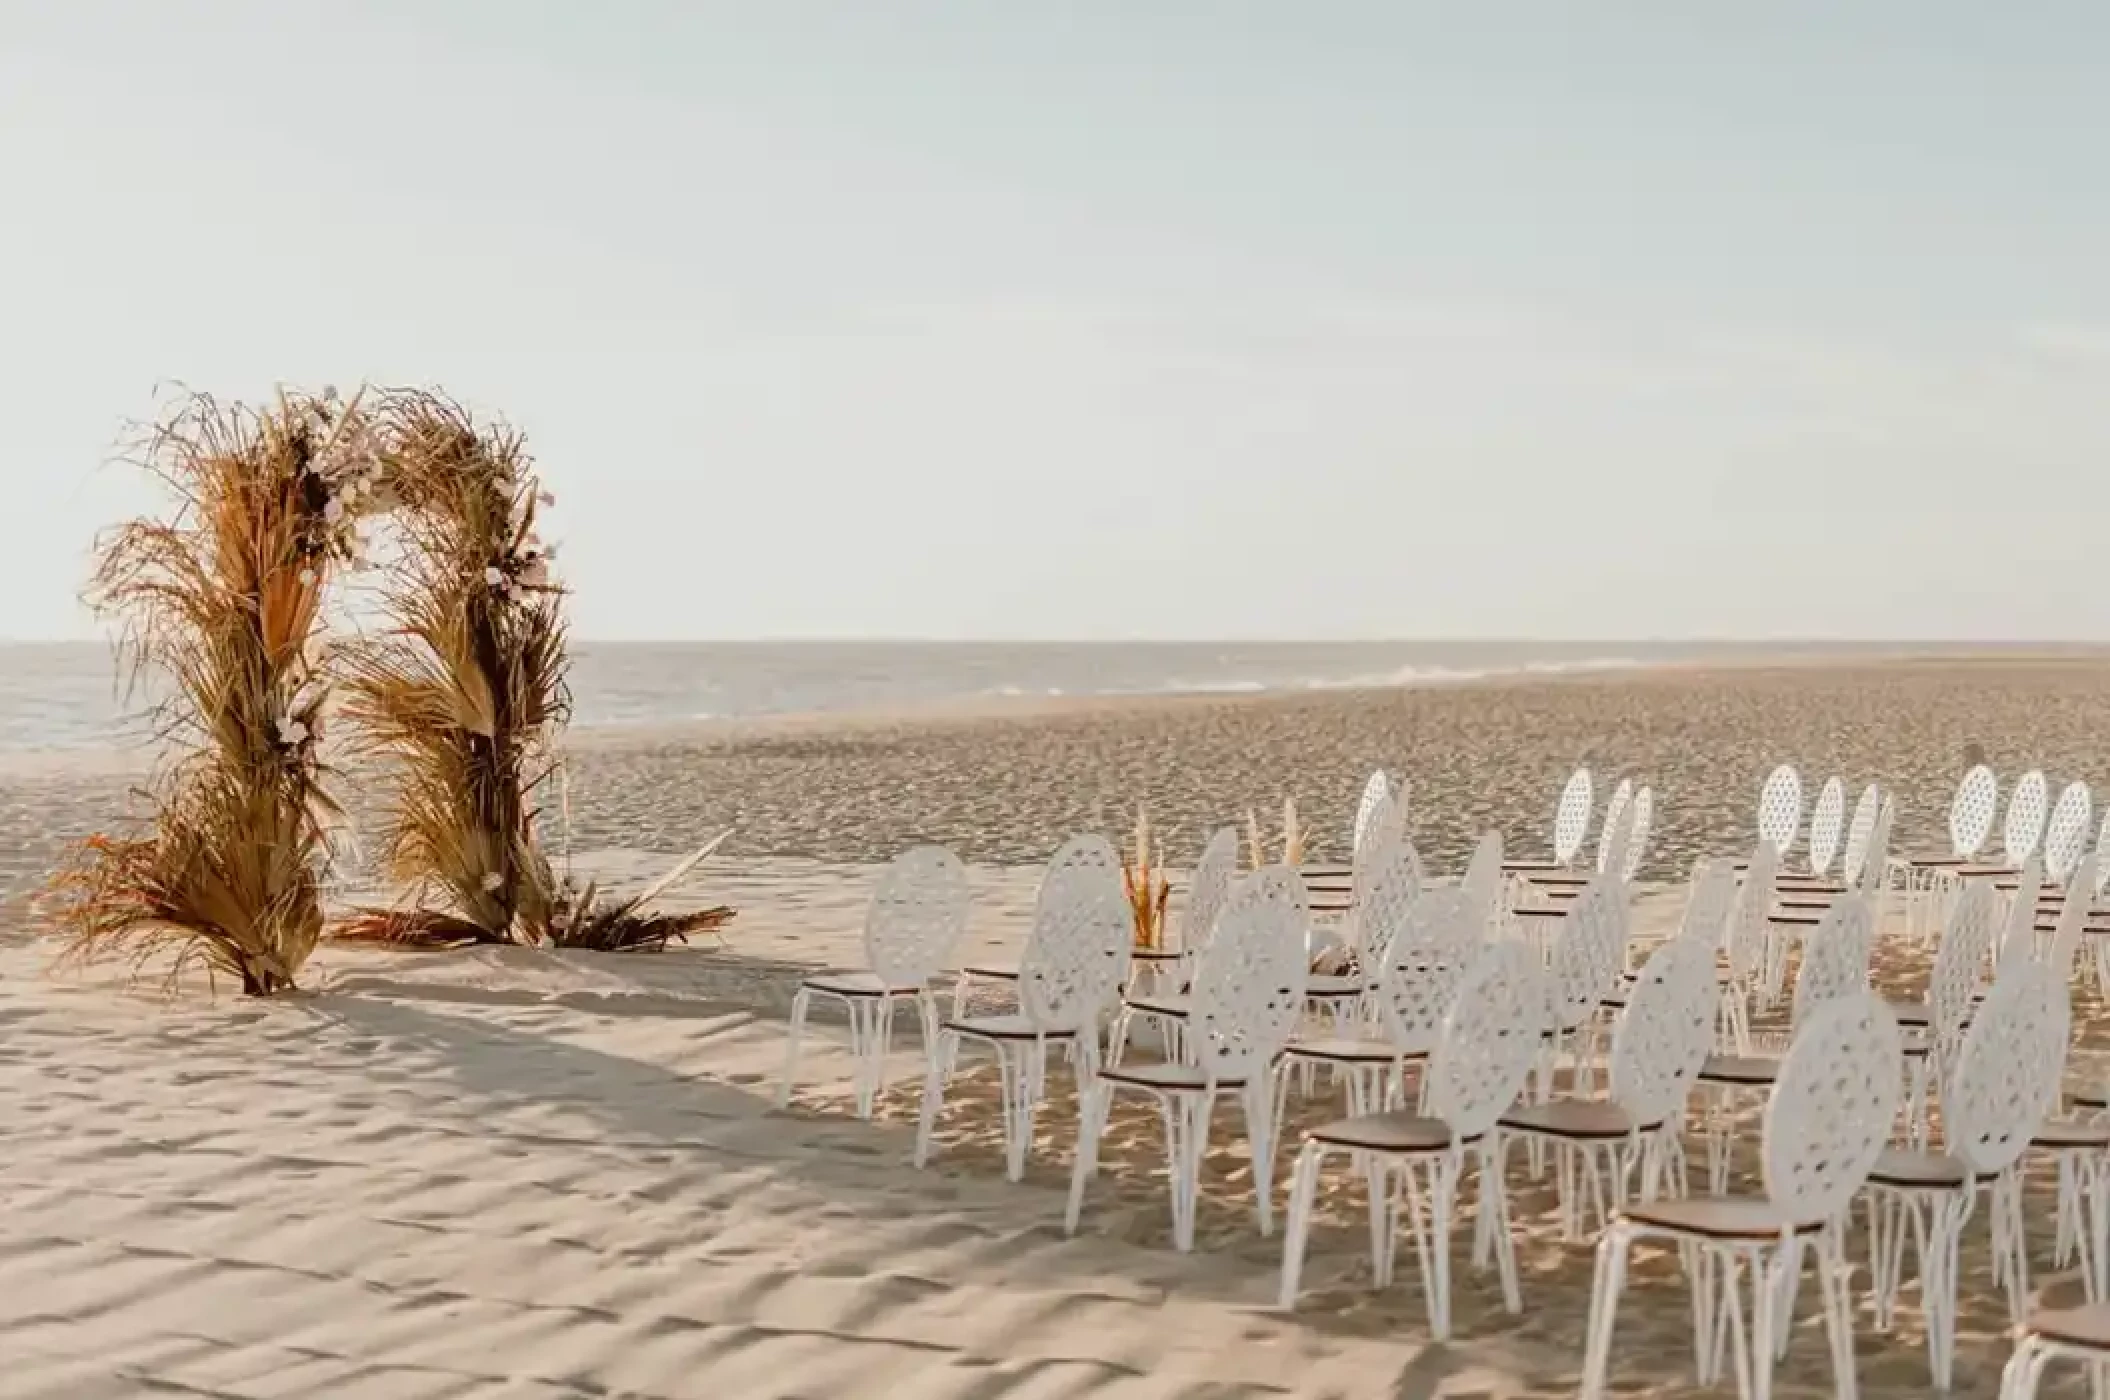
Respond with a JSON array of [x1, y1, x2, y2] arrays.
[[1305, 974, 1365, 1000], [1499, 1099, 1658, 1142], [1128, 947, 1186, 964], [940, 1014, 1078, 1042], [1867, 1147, 1997, 1190], [1619, 1195, 1825, 1241], [1307, 1110, 1472, 1154], [1696, 1053, 1781, 1087], [2022, 1303, 2110, 1351], [803, 970, 927, 998], [1126, 993, 1192, 1020], [1282, 1035, 1430, 1065], [2034, 1118, 2110, 1151], [1099, 1061, 1245, 1092], [960, 961, 1020, 982]]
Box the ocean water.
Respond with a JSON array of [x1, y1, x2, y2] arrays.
[[0, 638, 1922, 755]]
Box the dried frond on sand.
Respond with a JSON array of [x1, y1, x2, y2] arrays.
[[333, 391, 733, 951], [44, 389, 384, 994]]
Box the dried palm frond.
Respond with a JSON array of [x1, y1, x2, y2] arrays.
[[44, 389, 383, 994], [334, 392, 733, 951], [1242, 797, 1307, 872]]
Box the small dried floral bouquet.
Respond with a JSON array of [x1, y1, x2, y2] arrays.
[[1122, 806, 1173, 951]]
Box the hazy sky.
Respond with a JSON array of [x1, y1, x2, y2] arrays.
[[4, 2, 2106, 642]]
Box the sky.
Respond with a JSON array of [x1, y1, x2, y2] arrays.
[[2, 1, 2106, 642]]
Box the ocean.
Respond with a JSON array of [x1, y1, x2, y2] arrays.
[[0, 638, 1956, 755]]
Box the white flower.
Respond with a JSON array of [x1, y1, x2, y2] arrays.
[[276, 716, 310, 747], [323, 497, 345, 524], [480, 871, 503, 892], [298, 568, 317, 586], [484, 567, 506, 587]]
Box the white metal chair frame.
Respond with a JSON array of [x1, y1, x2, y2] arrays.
[[1866, 960, 2069, 1389], [1277, 939, 1548, 1339], [1067, 865, 1310, 1251], [1579, 992, 1904, 1400], [780, 844, 969, 1117], [915, 834, 1129, 1181]]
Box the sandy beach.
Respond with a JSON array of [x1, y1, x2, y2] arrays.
[[5, 656, 2110, 1396]]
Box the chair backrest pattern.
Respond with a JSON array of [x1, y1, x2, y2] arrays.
[[2045, 781, 2094, 887], [1950, 764, 1999, 860], [1019, 834, 1132, 1031], [1761, 993, 1902, 1222], [1788, 893, 1873, 1028], [1426, 940, 1547, 1139], [1191, 867, 1312, 1084], [1842, 784, 1882, 888], [1757, 763, 1803, 857], [2003, 769, 2050, 867], [1807, 777, 1846, 877], [1552, 766, 1594, 866], [1178, 827, 1241, 956], [864, 844, 971, 986], [1946, 960, 2071, 1177]]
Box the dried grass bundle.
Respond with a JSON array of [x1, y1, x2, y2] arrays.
[[45, 390, 383, 994], [332, 392, 731, 951], [1243, 796, 1305, 871], [1120, 806, 1171, 951]]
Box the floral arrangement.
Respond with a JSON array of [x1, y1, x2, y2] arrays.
[[1245, 796, 1306, 871], [1121, 807, 1172, 951], [44, 389, 384, 994], [331, 391, 732, 952]]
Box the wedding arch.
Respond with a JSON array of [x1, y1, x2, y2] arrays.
[[47, 386, 731, 996]]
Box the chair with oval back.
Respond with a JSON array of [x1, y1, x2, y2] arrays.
[[1868, 960, 2069, 1388], [1505, 766, 1594, 876], [1756, 763, 1805, 862], [1579, 992, 1902, 1400], [1278, 939, 1548, 1338], [780, 844, 970, 1117], [916, 834, 1130, 1181], [1067, 865, 1310, 1250]]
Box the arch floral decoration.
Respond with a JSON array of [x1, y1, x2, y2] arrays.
[[47, 387, 732, 996]]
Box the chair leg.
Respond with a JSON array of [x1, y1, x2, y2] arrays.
[[1241, 1080, 1279, 1237], [1163, 1088, 1217, 1252], [1996, 1337, 2051, 1400], [1477, 1136, 1521, 1311], [1277, 1140, 1327, 1309], [778, 985, 813, 1108], [1364, 1155, 1398, 1288], [913, 1026, 957, 1167], [1065, 1077, 1114, 1234], [1817, 1225, 1861, 1400], [1578, 1223, 1634, 1399], [994, 1038, 1047, 1182], [848, 993, 896, 1119]]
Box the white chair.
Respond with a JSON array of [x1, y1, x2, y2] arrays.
[[1618, 786, 1654, 884], [1533, 875, 1630, 1109], [1273, 838, 1432, 1109], [1278, 939, 1547, 1338], [1105, 827, 1240, 1065], [1531, 780, 1638, 901], [779, 845, 969, 1117], [1801, 776, 1847, 883], [1498, 928, 1716, 1239], [1579, 991, 1903, 1400], [1757, 762, 1804, 861], [916, 834, 1128, 1180], [1351, 769, 1397, 857], [1067, 865, 1309, 1251], [1302, 804, 1417, 1029], [1506, 765, 1594, 873], [1698, 893, 1875, 1192], [1867, 959, 2070, 1389], [2045, 781, 2095, 890], [1893, 881, 1999, 1146], [1716, 841, 1779, 1053], [1996, 768, 2051, 871], [1597, 777, 1635, 871], [1460, 829, 1505, 936], [1900, 765, 1999, 945]]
